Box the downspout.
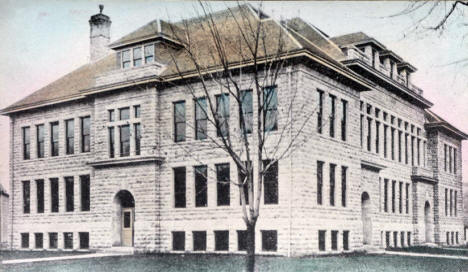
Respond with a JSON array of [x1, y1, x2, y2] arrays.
[[9, 116, 15, 250], [287, 65, 293, 257]]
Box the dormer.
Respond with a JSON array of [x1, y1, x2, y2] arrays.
[[379, 50, 403, 80], [397, 62, 417, 87]]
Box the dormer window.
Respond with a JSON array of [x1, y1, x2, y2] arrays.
[[119, 43, 156, 69]]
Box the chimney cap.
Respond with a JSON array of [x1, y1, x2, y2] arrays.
[[99, 4, 104, 14]]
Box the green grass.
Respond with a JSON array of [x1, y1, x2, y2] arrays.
[[387, 246, 468, 257], [2, 253, 468, 272]]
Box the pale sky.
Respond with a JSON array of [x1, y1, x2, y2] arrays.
[[0, 1, 467, 192]]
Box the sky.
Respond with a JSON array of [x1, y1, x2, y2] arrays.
[[0, 1, 467, 192]]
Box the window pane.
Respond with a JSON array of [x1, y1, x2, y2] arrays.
[[51, 122, 59, 156], [64, 233, 73, 249], [79, 232, 89, 249], [37, 125, 44, 158], [263, 160, 278, 204], [65, 177, 74, 212], [216, 94, 230, 137], [172, 231, 185, 251], [216, 163, 230, 206], [195, 166, 207, 207], [195, 98, 207, 140], [122, 50, 130, 61], [119, 107, 130, 120], [49, 233, 58, 249], [23, 180, 30, 214], [261, 230, 277, 251], [134, 123, 141, 156], [241, 90, 253, 134], [144, 44, 154, 63], [36, 179, 44, 213], [133, 47, 142, 67], [124, 212, 131, 228], [23, 127, 30, 159], [214, 230, 229, 251], [108, 110, 115, 122], [174, 167, 186, 208], [80, 175, 90, 212], [81, 117, 90, 152], [264, 87, 277, 132], [193, 231, 206, 251], [66, 120, 74, 155], [120, 125, 130, 157], [109, 127, 115, 158], [134, 105, 141, 118], [50, 178, 59, 212], [174, 101, 186, 142]]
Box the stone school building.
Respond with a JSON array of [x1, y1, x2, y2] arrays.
[[1, 5, 466, 256]]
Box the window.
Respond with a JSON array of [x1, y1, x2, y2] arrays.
[[417, 139, 421, 165], [193, 231, 206, 251], [329, 95, 336, 138], [393, 231, 398, 247], [50, 178, 59, 213], [407, 232, 411, 246], [49, 233, 58, 249], [239, 161, 252, 205], [264, 160, 278, 205], [80, 175, 90, 212], [122, 50, 131, 68], [384, 179, 388, 212], [331, 230, 338, 250], [411, 136, 415, 166], [174, 101, 186, 142], [240, 90, 253, 134], [79, 232, 89, 249], [329, 164, 336, 206], [21, 233, 29, 248], [214, 230, 229, 251], [449, 146, 452, 173], [133, 47, 142, 67], [399, 181, 403, 213], [391, 128, 395, 160], [22, 180, 30, 214], [318, 230, 326, 251], [65, 177, 74, 212], [454, 148, 457, 174], [454, 191, 457, 216], [23, 127, 30, 160], [144, 44, 154, 63], [405, 133, 408, 164], [264, 86, 278, 132], [35, 233, 43, 249], [64, 232, 73, 249], [195, 97, 207, 140], [341, 166, 347, 207], [341, 100, 347, 141], [367, 118, 371, 151], [134, 105, 141, 118], [398, 131, 402, 162], [445, 188, 448, 216], [343, 231, 349, 250], [65, 120, 74, 155], [108, 127, 115, 158], [385, 232, 390, 248], [375, 121, 380, 153], [134, 123, 141, 156], [237, 230, 248, 251], [216, 163, 230, 206], [194, 165, 207, 207], [384, 125, 388, 158], [360, 115, 364, 147], [444, 144, 447, 171], [108, 109, 115, 122], [400, 231, 405, 248], [119, 107, 130, 120], [80, 116, 90, 152], [119, 125, 130, 157], [36, 179, 44, 213], [216, 94, 230, 137], [317, 161, 323, 205], [261, 230, 277, 251], [450, 189, 453, 216], [172, 231, 185, 251], [392, 180, 396, 213], [36, 124, 45, 158], [50, 122, 59, 156], [405, 183, 409, 214], [174, 167, 186, 208]]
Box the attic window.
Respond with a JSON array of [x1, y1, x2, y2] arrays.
[[120, 43, 156, 69]]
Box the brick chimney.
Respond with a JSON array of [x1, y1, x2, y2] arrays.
[[89, 5, 111, 62]]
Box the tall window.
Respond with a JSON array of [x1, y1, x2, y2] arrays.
[[264, 160, 278, 205], [449, 147, 452, 173], [317, 161, 324, 205], [384, 179, 388, 212], [108, 109, 115, 122], [239, 161, 252, 205], [341, 100, 347, 141], [134, 105, 141, 118], [405, 183, 409, 214], [360, 115, 364, 147], [216, 163, 230, 206], [417, 139, 421, 165], [50, 122, 59, 156], [108, 127, 115, 158], [341, 166, 347, 207], [240, 90, 253, 134], [36, 124, 44, 158], [375, 121, 380, 153], [367, 118, 372, 151], [80, 175, 90, 212], [391, 128, 395, 160], [144, 44, 154, 63], [392, 180, 396, 213], [445, 188, 448, 216], [454, 148, 457, 174], [35, 233, 43, 249], [411, 136, 415, 166], [195, 97, 207, 140], [134, 123, 141, 155], [331, 230, 338, 250], [174, 167, 186, 208], [398, 131, 402, 162], [49, 233, 58, 249], [444, 144, 447, 171], [65, 177, 74, 212], [174, 101, 186, 142], [64, 233, 73, 249], [80, 116, 90, 153], [318, 230, 326, 251], [122, 49, 131, 68], [343, 231, 349, 251], [65, 119, 74, 155], [119, 125, 130, 157], [329, 95, 336, 138], [399, 181, 403, 213], [454, 191, 457, 216], [329, 163, 336, 206], [216, 94, 230, 137], [383, 125, 388, 158], [405, 133, 408, 164], [23, 127, 31, 160], [264, 86, 278, 132], [36, 179, 44, 213], [22, 180, 30, 214], [194, 165, 208, 207], [133, 47, 142, 67], [450, 189, 453, 216], [50, 178, 59, 213]]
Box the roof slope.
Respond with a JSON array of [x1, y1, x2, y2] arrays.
[[330, 31, 371, 47], [425, 109, 468, 140]]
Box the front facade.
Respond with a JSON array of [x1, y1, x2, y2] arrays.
[[2, 5, 466, 256]]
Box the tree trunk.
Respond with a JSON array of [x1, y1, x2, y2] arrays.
[[246, 221, 256, 272]]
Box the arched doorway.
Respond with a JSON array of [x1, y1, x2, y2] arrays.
[[361, 192, 372, 245], [112, 190, 135, 247], [424, 201, 432, 243]]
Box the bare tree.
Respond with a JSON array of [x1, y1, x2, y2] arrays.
[[160, 2, 319, 271]]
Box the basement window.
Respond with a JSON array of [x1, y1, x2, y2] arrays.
[[214, 230, 229, 251], [79, 232, 89, 249], [261, 230, 277, 252], [21, 233, 29, 248], [64, 232, 73, 249], [49, 233, 58, 249], [237, 230, 248, 251], [172, 231, 185, 251], [193, 231, 206, 251]]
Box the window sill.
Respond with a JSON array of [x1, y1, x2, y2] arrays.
[[87, 155, 164, 168]]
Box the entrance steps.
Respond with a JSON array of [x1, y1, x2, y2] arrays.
[[99, 246, 135, 255]]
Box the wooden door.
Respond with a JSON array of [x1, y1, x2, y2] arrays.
[[121, 208, 133, 246]]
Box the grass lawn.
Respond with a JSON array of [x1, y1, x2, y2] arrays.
[[0, 250, 92, 261], [2, 253, 468, 272], [387, 246, 468, 257]]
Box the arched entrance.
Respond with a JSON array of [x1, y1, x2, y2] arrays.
[[424, 201, 432, 243], [112, 190, 135, 247], [361, 192, 372, 245]]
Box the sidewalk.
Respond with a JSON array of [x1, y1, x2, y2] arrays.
[[2, 252, 131, 265], [385, 250, 468, 260]]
